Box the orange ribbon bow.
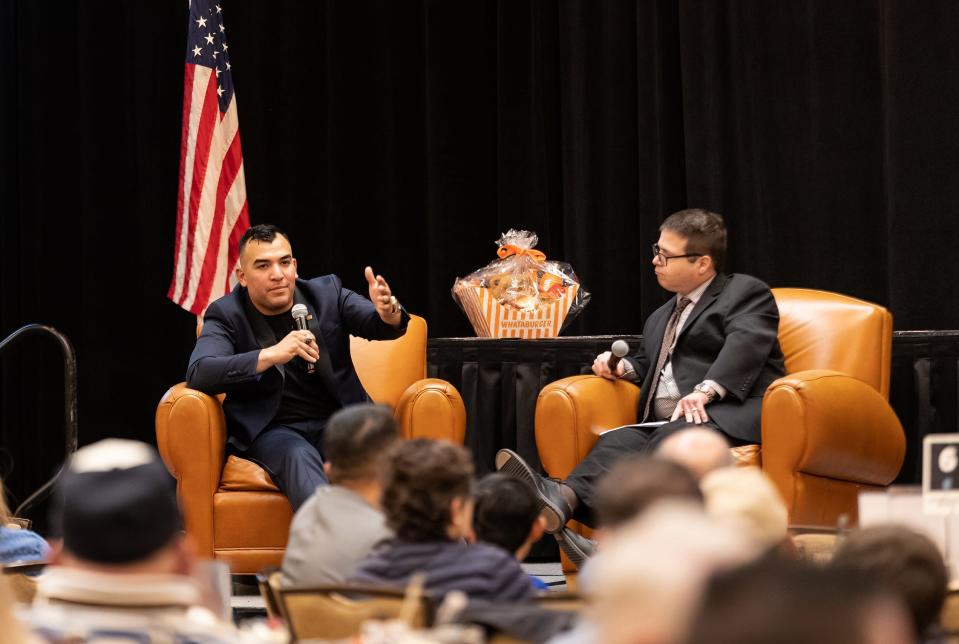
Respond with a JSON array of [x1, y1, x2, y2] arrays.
[[497, 244, 547, 263]]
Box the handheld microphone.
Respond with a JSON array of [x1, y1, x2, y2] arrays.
[[291, 304, 316, 374], [607, 340, 630, 374]]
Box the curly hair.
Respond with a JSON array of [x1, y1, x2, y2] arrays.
[[381, 439, 475, 542]]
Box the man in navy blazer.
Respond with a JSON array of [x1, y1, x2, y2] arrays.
[[187, 224, 408, 509], [497, 209, 786, 562]]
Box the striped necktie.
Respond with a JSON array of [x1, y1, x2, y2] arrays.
[[641, 296, 693, 422]]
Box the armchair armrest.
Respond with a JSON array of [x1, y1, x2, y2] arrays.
[[762, 369, 905, 522], [534, 375, 641, 479], [155, 382, 227, 558], [395, 378, 466, 445]]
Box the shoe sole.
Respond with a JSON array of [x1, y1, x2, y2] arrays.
[[555, 530, 589, 568], [495, 449, 567, 534]]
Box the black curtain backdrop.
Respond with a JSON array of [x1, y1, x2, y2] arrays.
[[2, 1, 958, 521]]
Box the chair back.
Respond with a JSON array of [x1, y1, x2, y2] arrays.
[[534, 591, 587, 612], [772, 288, 892, 398], [350, 315, 428, 409], [278, 583, 432, 641], [256, 567, 283, 620]]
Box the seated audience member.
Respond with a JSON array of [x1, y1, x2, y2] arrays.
[[351, 439, 534, 602], [595, 456, 704, 531], [699, 466, 788, 551], [20, 439, 240, 642], [0, 575, 41, 644], [472, 473, 548, 590], [830, 525, 948, 642], [282, 404, 398, 585], [653, 426, 734, 480], [685, 556, 914, 644], [556, 455, 704, 566], [572, 502, 759, 644], [0, 485, 47, 566]]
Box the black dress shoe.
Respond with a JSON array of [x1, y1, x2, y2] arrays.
[[495, 449, 571, 533], [555, 527, 596, 567]]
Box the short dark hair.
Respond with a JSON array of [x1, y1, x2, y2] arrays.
[[687, 556, 905, 644], [597, 456, 703, 529], [238, 224, 291, 256], [381, 439, 475, 543], [322, 404, 399, 484], [472, 473, 540, 554], [660, 209, 727, 272], [831, 525, 948, 639]]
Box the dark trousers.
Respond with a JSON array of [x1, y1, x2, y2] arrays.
[[564, 420, 743, 527], [238, 418, 329, 511]]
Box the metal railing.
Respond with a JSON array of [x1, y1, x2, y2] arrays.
[[0, 324, 78, 516]]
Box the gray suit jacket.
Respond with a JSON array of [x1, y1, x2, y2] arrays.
[[625, 273, 786, 443]]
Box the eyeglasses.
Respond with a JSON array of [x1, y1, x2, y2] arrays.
[[651, 243, 702, 265]]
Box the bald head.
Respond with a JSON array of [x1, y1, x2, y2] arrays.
[[655, 427, 733, 480]]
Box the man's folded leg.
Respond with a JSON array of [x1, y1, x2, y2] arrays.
[[242, 422, 329, 511], [497, 420, 722, 534]]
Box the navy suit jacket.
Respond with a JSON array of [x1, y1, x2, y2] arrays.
[[186, 275, 408, 449], [625, 273, 786, 443]]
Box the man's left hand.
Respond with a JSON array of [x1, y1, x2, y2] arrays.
[[365, 266, 402, 327], [670, 392, 710, 424]]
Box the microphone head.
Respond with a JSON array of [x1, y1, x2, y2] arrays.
[[291, 303, 309, 320], [611, 340, 630, 358]]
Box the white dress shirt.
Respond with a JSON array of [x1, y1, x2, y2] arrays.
[[624, 275, 727, 403]]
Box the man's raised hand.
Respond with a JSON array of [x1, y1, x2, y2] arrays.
[[365, 266, 402, 326]]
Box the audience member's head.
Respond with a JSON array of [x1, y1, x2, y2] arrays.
[[596, 455, 703, 534], [831, 525, 948, 641], [699, 466, 788, 550], [654, 427, 733, 480], [381, 439, 475, 543], [685, 556, 914, 644], [322, 404, 399, 486], [589, 501, 759, 644], [49, 439, 190, 575], [472, 473, 545, 561]]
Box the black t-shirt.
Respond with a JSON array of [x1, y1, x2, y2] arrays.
[[261, 309, 340, 425]]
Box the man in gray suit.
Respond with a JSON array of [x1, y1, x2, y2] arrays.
[[498, 209, 786, 563], [282, 404, 398, 585]]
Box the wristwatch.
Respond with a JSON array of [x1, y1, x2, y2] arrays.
[[693, 382, 718, 403]]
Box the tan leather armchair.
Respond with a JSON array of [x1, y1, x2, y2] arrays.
[[535, 289, 906, 564], [156, 315, 465, 574]]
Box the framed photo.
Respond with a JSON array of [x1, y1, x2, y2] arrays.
[[923, 434, 959, 514]]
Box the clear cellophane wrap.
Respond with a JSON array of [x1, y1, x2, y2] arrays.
[[452, 230, 590, 338]]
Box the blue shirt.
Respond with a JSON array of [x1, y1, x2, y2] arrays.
[[0, 527, 47, 565]]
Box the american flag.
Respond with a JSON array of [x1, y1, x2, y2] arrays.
[[168, 0, 250, 315]]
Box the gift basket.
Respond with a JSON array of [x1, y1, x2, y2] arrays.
[[452, 230, 590, 338]]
